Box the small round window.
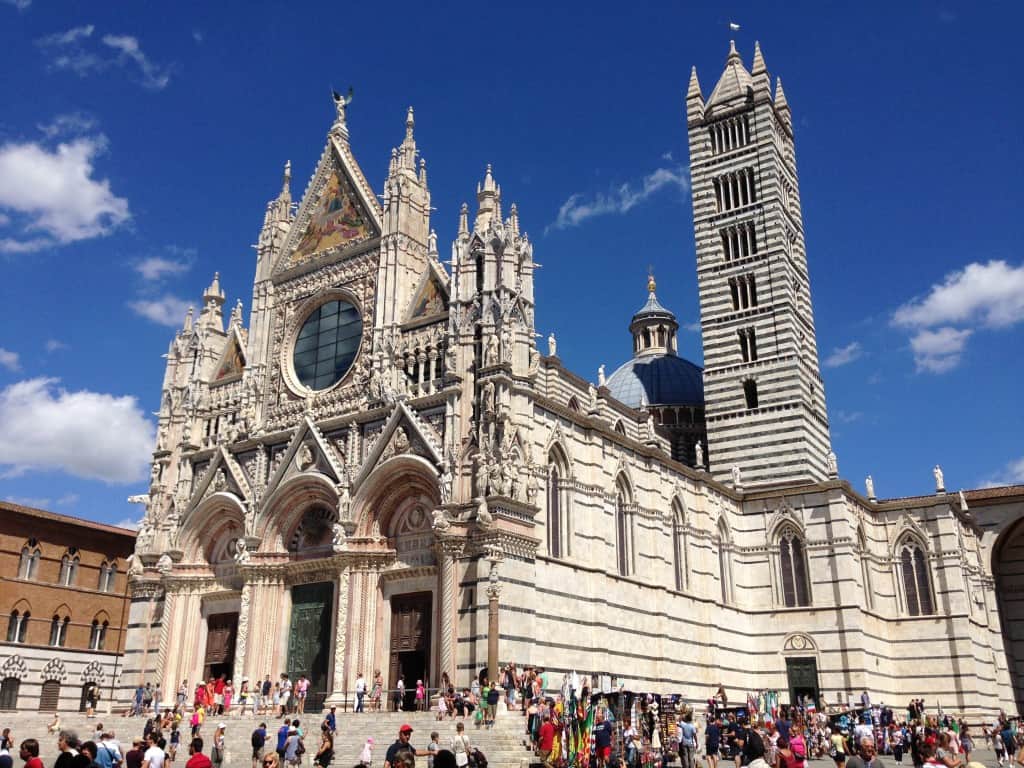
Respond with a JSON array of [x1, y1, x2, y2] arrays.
[[292, 299, 363, 390]]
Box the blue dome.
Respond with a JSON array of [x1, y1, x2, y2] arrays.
[[605, 354, 704, 409]]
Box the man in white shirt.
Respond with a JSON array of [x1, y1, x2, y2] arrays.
[[355, 673, 367, 713], [142, 732, 165, 768]]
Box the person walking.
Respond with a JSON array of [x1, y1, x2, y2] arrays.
[[314, 725, 333, 768], [451, 723, 472, 768], [679, 712, 698, 768], [706, 716, 722, 768], [355, 673, 367, 714], [250, 723, 267, 768]]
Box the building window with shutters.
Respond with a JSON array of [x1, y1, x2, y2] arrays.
[[898, 536, 935, 616], [778, 526, 811, 607]]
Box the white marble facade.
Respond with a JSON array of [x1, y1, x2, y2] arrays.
[[122, 45, 1024, 720]]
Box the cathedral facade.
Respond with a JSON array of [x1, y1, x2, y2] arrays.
[[122, 43, 1024, 719]]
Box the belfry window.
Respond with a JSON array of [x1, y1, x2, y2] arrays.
[[714, 169, 756, 213], [778, 527, 811, 607], [738, 328, 757, 362], [899, 537, 935, 616], [709, 115, 751, 155], [743, 379, 759, 409]]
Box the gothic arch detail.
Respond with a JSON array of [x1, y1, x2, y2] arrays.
[[0, 655, 28, 680], [80, 660, 105, 684], [40, 657, 67, 682]]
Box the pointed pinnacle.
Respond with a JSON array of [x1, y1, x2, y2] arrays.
[[687, 66, 703, 101], [727, 39, 740, 61], [774, 77, 790, 111], [752, 41, 767, 75]]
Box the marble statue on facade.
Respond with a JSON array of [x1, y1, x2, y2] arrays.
[[866, 475, 876, 500], [695, 440, 705, 469], [234, 538, 250, 564], [156, 552, 173, 575], [484, 333, 499, 366], [475, 497, 493, 527], [331, 523, 346, 552], [826, 451, 838, 478], [934, 464, 945, 492], [547, 333, 557, 357], [438, 460, 452, 504], [598, 364, 606, 386]]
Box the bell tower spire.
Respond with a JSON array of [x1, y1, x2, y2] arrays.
[[687, 42, 831, 487]]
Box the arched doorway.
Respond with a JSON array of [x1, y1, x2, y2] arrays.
[[0, 677, 19, 710], [994, 518, 1024, 714]]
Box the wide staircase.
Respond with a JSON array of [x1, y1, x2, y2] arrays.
[[0, 708, 536, 767]]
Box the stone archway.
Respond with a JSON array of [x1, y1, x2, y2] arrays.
[[994, 518, 1024, 714]]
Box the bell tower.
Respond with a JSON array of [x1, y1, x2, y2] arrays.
[[687, 41, 831, 487]]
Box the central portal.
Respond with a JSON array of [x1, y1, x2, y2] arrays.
[[389, 592, 432, 710], [204, 612, 239, 681], [287, 581, 334, 712]]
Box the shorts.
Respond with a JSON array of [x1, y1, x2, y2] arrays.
[[598, 746, 612, 761], [253, 747, 265, 760]]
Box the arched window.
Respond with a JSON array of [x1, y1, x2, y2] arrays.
[[778, 526, 811, 607], [89, 618, 108, 651], [899, 536, 935, 616], [672, 500, 689, 591], [615, 477, 633, 577], [48, 614, 70, 647], [858, 528, 873, 611], [98, 561, 117, 593], [718, 518, 733, 605], [613, 420, 626, 436], [59, 551, 79, 587], [7, 610, 29, 643], [18, 542, 40, 580], [567, 396, 581, 413], [547, 461, 563, 558]]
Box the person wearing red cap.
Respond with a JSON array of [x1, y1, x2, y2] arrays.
[[384, 725, 428, 768]]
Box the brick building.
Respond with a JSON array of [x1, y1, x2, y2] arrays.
[[0, 501, 135, 712]]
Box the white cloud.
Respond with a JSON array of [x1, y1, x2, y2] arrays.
[[192, 29, 204, 43], [37, 112, 98, 139], [0, 348, 20, 371], [44, 339, 67, 353], [2, 0, 32, 10], [36, 25, 171, 90], [38, 25, 95, 46], [892, 260, 1024, 374], [0, 377, 154, 483], [683, 321, 701, 333], [823, 341, 863, 368], [980, 457, 1024, 488], [893, 260, 1024, 330], [0, 136, 130, 252], [833, 409, 863, 424], [909, 326, 972, 373], [547, 166, 689, 233], [101, 34, 171, 90], [129, 295, 192, 327], [114, 517, 140, 530], [5, 492, 80, 509], [134, 255, 191, 281]]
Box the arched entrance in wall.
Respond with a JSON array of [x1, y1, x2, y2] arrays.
[[994, 518, 1024, 715], [354, 454, 441, 709], [781, 633, 821, 709]]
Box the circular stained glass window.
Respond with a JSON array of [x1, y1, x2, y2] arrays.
[[292, 299, 363, 391]]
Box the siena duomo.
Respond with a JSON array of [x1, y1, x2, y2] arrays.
[[94, 42, 1024, 718]]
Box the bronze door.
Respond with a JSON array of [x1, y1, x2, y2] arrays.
[[389, 592, 432, 710], [204, 612, 238, 681]]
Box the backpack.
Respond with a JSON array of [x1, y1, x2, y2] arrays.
[[470, 747, 487, 768]]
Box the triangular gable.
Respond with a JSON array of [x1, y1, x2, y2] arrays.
[[275, 135, 382, 275], [212, 327, 246, 385], [352, 401, 443, 492], [187, 446, 251, 510], [405, 261, 450, 322], [262, 415, 349, 500]]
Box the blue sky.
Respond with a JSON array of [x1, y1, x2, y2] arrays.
[[0, 1, 1020, 528]]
